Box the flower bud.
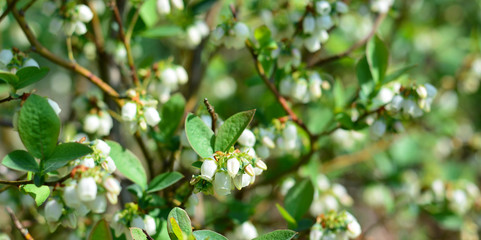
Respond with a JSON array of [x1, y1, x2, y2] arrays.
[[316, 15, 334, 30], [316, 1, 332, 15], [47, 98, 61, 115], [195, 20, 210, 37], [45, 199, 63, 222], [227, 157, 240, 178], [144, 107, 161, 126], [416, 85, 428, 99], [213, 172, 232, 196], [310, 223, 323, 240], [102, 156, 117, 173], [425, 83, 437, 98], [83, 114, 100, 134], [77, 177, 97, 201], [303, 15, 315, 34], [23, 58, 39, 68], [283, 124, 297, 139], [161, 68, 178, 88], [255, 160, 267, 171], [279, 77, 293, 96], [244, 164, 255, 177], [156, 0, 171, 15], [200, 157, 217, 181], [211, 27, 225, 44], [131, 215, 145, 229], [0, 49, 13, 66], [170, 0, 184, 10], [345, 213, 362, 238], [370, 120, 386, 138], [74, 21, 87, 35], [95, 139, 111, 157], [304, 36, 321, 52], [261, 136, 276, 149], [255, 145, 270, 159], [104, 177, 121, 195], [234, 222, 258, 239], [122, 102, 137, 121], [98, 113, 113, 136], [238, 129, 256, 147], [144, 215, 157, 235], [309, 73, 322, 99], [233, 22, 250, 40], [106, 192, 118, 204], [187, 25, 202, 46], [336, 1, 349, 13], [63, 184, 81, 208], [175, 66, 188, 85], [234, 173, 251, 190], [76, 4, 93, 22], [81, 155, 95, 168], [86, 194, 107, 213]]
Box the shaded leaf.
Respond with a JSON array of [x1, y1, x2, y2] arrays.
[[383, 64, 417, 85], [284, 179, 314, 220], [141, 25, 184, 38], [276, 203, 297, 228], [130, 227, 151, 240], [253, 230, 297, 240], [193, 230, 228, 240], [356, 56, 375, 98], [214, 110, 256, 152], [185, 114, 215, 158], [14, 67, 49, 90], [147, 171, 184, 193], [0, 70, 19, 86], [2, 150, 39, 172], [88, 219, 113, 240], [366, 35, 389, 84], [139, 0, 158, 28], [159, 93, 186, 138], [107, 141, 147, 189], [43, 142, 92, 172]]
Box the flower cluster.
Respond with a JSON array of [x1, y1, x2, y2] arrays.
[[309, 211, 362, 240], [148, 63, 189, 103], [44, 140, 121, 231], [179, 20, 210, 48], [111, 203, 157, 237], [190, 148, 267, 196], [308, 175, 354, 216], [0, 49, 39, 73], [296, 1, 348, 52], [279, 72, 330, 103], [156, 0, 184, 15], [211, 22, 250, 49], [72, 97, 114, 137], [272, 46, 301, 70], [47, 3, 94, 36], [122, 89, 161, 131]]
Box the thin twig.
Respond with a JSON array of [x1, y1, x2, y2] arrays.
[[6, 207, 34, 240], [21, 0, 37, 12], [0, 173, 71, 186], [307, 12, 387, 67], [203, 98, 217, 132], [0, 0, 17, 23], [134, 132, 156, 180]]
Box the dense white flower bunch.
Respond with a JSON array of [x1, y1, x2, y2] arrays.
[[83, 110, 113, 137], [0, 49, 39, 73], [190, 148, 267, 196], [295, 1, 349, 53], [370, 0, 394, 13], [385, 83, 437, 117], [177, 20, 210, 48], [44, 140, 121, 230], [47, 3, 94, 36], [149, 64, 189, 103], [156, 0, 185, 15], [111, 203, 157, 237], [309, 175, 354, 216], [211, 22, 250, 49], [121, 89, 161, 131], [279, 72, 330, 103], [418, 179, 480, 216], [271, 46, 302, 70], [309, 211, 361, 240]]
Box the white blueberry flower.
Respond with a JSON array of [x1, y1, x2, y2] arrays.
[[122, 102, 137, 121], [211, 27, 225, 44], [402, 99, 423, 117], [83, 114, 101, 134], [104, 177, 121, 195], [310, 223, 323, 240], [227, 157, 240, 178], [195, 20, 210, 37], [309, 73, 323, 99], [0, 49, 13, 66], [156, 0, 171, 15], [323, 195, 339, 211], [161, 68, 178, 88], [45, 199, 63, 222], [144, 107, 161, 126], [255, 160, 267, 171], [431, 179, 444, 200], [233, 222, 258, 240], [389, 95, 404, 111], [371, 0, 394, 13], [316, 1, 332, 15], [238, 129, 256, 147], [370, 119, 386, 138], [345, 212, 362, 238], [200, 157, 217, 181], [234, 173, 251, 190], [81, 155, 95, 168], [102, 156, 117, 173], [303, 15, 315, 34], [416, 85, 428, 99], [279, 77, 293, 96], [336, 1, 349, 13], [95, 139, 111, 157], [304, 36, 321, 52], [86, 194, 107, 213], [213, 172, 232, 196], [143, 215, 157, 235], [316, 15, 334, 30], [425, 83, 437, 98], [63, 184, 81, 208], [47, 98, 61, 115], [131, 215, 146, 229], [186, 25, 202, 47], [317, 30, 329, 43], [76, 5, 93, 22], [283, 124, 298, 139], [233, 22, 250, 41], [77, 177, 97, 201], [377, 87, 394, 104], [98, 113, 113, 136], [244, 164, 255, 177], [316, 175, 331, 191], [170, 0, 184, 10], [449, 189, 469, 215], [175, 66, 188, 85]]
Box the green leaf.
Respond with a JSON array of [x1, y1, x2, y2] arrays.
[[366, 35, 389, 84], [130, 227, 150, 240], [159, 93, 186, 138], [356, 56, 375, 98], [139, 0, 158, 28], [193, 230, 228, 240], [191, 0, 218, 14], [185, 114, 215, 158], [0, 70, 19, 86], [88, 219, 113, 240], [147, 171, 184, 193], [284, 179, 314, 220], [214, 110, 256, 152], [18, 94, 60, 160], [43, 142, 92, 172], [333, 80, 346, 110], [254, 26, 272, 47], [107, 141, 148, 189], [383, 64, 417, 85], [253, 230, 297, 240], [20, 184, 50, 206], [14, 67, 49, 90], [276, 203, 297, 227], [141, 25, 184, 38], [2, 150, 39, 172], [167, 207, 193, 240]]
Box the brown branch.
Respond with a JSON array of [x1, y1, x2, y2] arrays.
[[134, 132, 155, 180], [307, 12, 387, 67], [110, 1, 139, 87], [6, 207, 34, 240], [0, 173, 71, 186], [0, 0, 17, 23], [21, 0, 36, 12], [7, 0, 120, 99], [203, 98, 217, 132]]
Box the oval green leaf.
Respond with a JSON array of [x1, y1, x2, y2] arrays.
[[2, 150, 39, 172], [366, 35, 389, 84], [284, 179, 314, 220], [14, 67, 49, 90], [147, 171, 184, 193], [88, 219, 112, 240], [107, 140, 148, 189], [20, 184, 50, 206], [167, 207, 193, 240], [193, 230, 228, 240], [253, 230, 297, 240], [130, 227, 152, 240], [214, 109, 256, 152], [185, 113, 215, 158], [159, 93, 186, 138], [43, 142, 92, 172]]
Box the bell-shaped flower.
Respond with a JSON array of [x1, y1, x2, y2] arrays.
[[316, 1, 332, 15], [83, 114, 100, 134], [77, 177, 97, 201], [45, 199, 63, 222], [213, 172, 232, 196], [122, 102, 137, 121], [226, 157, 240, 178], [144, 215, 157, 236], [144, 107, 161, 126], [238, 129, 256, 147], [200, 157, 217, 181], [86, 194, 107, 213]]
